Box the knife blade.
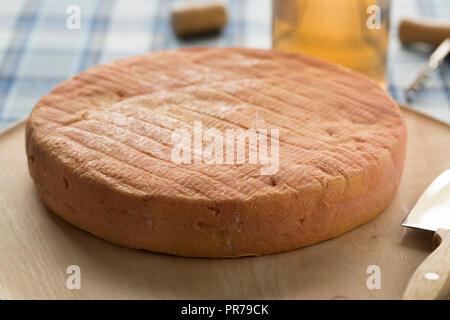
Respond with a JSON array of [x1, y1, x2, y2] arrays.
[[402, 170, 450, 300], [402, 169, 450, 231]]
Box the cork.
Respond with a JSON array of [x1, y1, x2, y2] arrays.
[[171, 1, 228, 37]]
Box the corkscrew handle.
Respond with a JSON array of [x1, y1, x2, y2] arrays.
[[399, 18, 450, 47]]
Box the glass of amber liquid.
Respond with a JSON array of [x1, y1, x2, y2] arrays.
[[273, 0, 390, 88]]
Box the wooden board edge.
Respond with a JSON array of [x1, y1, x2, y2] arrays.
[[0, 117, 28, 137], [398, 104, 450, 128]]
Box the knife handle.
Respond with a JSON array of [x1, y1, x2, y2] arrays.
[[402, 228, 450, 300]]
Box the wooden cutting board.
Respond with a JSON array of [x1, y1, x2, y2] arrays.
[[0, 106, 449, 300]]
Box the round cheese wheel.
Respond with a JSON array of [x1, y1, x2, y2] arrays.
[[26, 48, 407, 257]]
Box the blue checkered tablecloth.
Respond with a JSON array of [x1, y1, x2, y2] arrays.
[[0, 0, 449, 130]]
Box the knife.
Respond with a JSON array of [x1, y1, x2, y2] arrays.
[[402, 169, 450, 300]]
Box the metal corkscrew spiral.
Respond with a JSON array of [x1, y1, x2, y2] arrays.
[[405, 38, 450, 103]]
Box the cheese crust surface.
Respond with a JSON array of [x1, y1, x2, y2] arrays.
[[26, 48, 407, 257]]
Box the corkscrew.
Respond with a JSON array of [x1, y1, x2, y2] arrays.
[[404, 38, 450, 102], [398, 19, 450, 103]]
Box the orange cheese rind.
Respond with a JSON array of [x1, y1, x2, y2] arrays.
[[26, 48, 407, 257]]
